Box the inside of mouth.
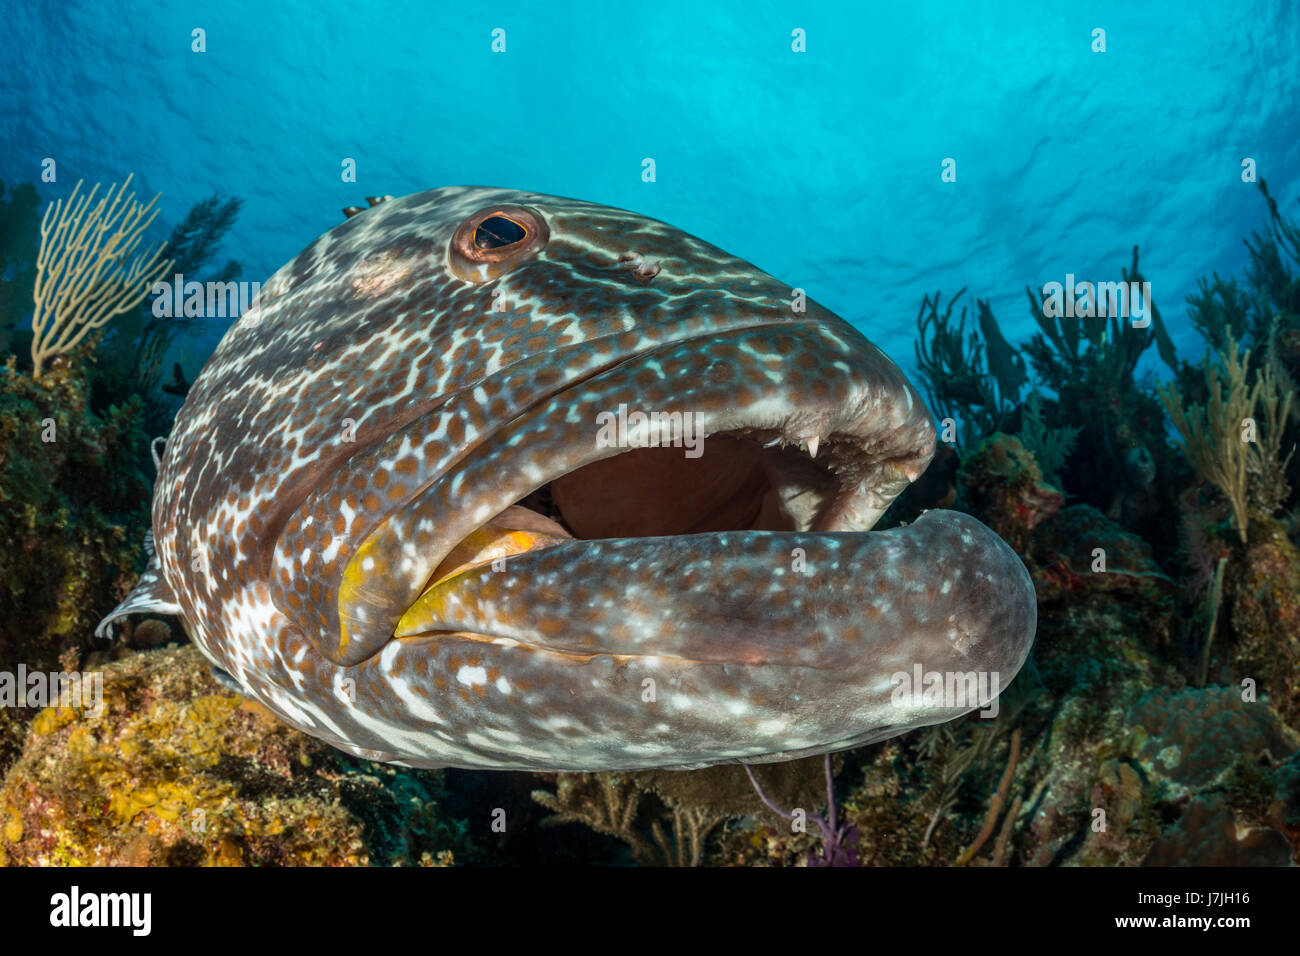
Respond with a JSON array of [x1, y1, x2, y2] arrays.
[[424, 430, 848, 590], [546, 431, 846, 537], [413, 429, 898, 635]]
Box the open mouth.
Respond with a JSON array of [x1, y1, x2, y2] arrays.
[[307, 317, 943, 670], [397, 419, 916, 644], [520, 429, 844, 538]]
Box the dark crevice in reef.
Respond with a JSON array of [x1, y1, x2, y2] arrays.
[[438, 768, 631, 866]]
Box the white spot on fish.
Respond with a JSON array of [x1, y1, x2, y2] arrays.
[[456, 665, 487, 686]]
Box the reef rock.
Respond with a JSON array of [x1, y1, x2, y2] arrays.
[[1031, 504, 1177, 604], [0, 644, 466, 866], [1228, 518, 1300, 724], [1128, 686, 1298, 798], [1144, 794, 1293, 866], [958, 432, 1063, 550], [0, 360, 150, 680]]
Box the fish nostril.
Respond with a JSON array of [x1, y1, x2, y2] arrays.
[[633, 260, 661, 282], [616, 251, 660, 282]]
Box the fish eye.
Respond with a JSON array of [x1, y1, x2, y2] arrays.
[[474, 215, 528, 250], [449, 204, 548, 282]]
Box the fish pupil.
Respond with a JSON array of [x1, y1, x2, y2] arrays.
[[474, 215, 527, 249]]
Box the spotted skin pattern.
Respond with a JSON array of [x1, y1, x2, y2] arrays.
[[99, 187, 1036, 771]]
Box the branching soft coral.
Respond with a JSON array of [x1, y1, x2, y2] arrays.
[[133, 193, 243, 401], [1246, 179, 1300, 332], [1024, 246, 1178, 396], [30, 175, 172, 379], [1186, 273, 1252, 354], [0, 181, 40, 334], [1020, 390, 1080, 485], [913, 288, 1023, 450], [1159, 333, 1294, 544]]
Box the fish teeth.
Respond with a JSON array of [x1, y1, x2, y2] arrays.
[[796, 436, 821, 459]]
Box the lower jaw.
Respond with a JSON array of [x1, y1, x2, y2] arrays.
[[398, 501, 1034, 670], [375, 429, 1038, 769], [381, 506, 1035, 771]]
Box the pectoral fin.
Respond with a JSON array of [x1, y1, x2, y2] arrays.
[[95, 555, 182, 639]]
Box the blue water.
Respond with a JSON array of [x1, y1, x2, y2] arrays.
[[3, 0, 1298, 379]]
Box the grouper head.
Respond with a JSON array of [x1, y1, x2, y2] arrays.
[[99, 186, 1036, 771]]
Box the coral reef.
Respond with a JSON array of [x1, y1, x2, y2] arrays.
[[1128, 686, 1297, 795], [0, 644, 468, 866], [1, 174, 1298, 868], [1246, 180, 1300, 343], [957, 432, 1063, 550], [1, 178, 243, 434], [531, 772, 722, 866], [0, 178, 247, 782], [1145, 794, 1293, 866], [531, 757, 834, 866], [871, 198, 1300, 872], [839, 714, 1030, 867], [806, 582, 1297, 869], [911, 247, 1184, 547], [0, 355, 151, 741], [1018, 389, 1079, 486]]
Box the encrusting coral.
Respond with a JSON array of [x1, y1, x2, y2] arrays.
[[1226, 518, 1300, 723], [0, 644, 468, 866], [0, 353, 151, 737], [1018, 389, 1079, 486]]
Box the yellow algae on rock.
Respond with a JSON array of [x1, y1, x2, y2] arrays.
[[0, 644, 469, 866], [3, 807, 21, 843], [32, 707, 77, 736]]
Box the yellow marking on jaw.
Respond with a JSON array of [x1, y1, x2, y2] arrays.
[[427, 526, 559, 587], [335, 512, 565, 661], [396, 525, 564, 638], [337, 531, 391, 655]]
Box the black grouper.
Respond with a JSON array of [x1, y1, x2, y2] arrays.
[[99, 187, 1036, 771]]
